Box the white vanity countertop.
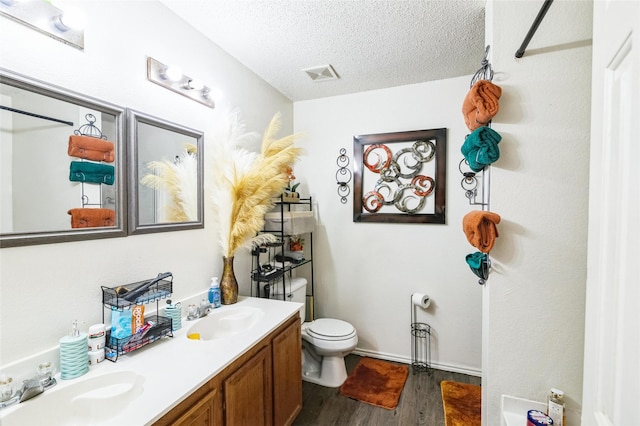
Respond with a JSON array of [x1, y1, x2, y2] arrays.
[[0, 296, 301, 426]]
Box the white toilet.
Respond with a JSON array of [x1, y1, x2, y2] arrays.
[[275, 277, 358, 388]]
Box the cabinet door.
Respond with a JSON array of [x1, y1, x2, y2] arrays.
[[171, 388, 221, 426], [272, 318, 302, 426], [224, 346, 273, 426]]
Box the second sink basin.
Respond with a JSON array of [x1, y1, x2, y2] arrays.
[[187, 306, 264, 340], [0, 370, 144, 426]]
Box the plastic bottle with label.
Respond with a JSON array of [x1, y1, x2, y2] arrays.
[[547, 388, 565, 426], [208, 277, 221, 308]]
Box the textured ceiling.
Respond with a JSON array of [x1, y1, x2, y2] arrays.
[[161, 0, 486, 101]]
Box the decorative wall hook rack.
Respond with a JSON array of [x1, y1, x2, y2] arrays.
[[335, 148, 352, 204], [461, 45, 498, 286], [73, 114, 109, 208], [75, 114, 106, 139]]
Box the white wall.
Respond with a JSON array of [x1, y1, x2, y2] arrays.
[[0, 1, 291, 370], [293, 76, 483, 374], [484, 1, 592, 424]]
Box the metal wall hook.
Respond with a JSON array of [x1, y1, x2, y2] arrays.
[[470, 45, 494, 87], [459, 158, 489, 208]]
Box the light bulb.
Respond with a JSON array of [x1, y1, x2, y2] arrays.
[[203, 87, 223, 101], [52, 8, 84, 32], [186, 79, 204, 91], [163, 65, 183, 82]]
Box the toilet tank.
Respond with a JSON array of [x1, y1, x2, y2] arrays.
[[272, 277, 307, 322]]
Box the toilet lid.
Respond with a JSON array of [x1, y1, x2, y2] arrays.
[[307, 318, 355, 339]]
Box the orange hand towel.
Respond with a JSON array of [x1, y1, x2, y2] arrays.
[[67, 208, 115, 228], [68, 135, 115, 163], [462, 210, 501, 253], [462, 80, 502, 131]]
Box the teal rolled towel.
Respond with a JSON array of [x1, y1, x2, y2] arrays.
[[461, 126, 502, 172], [465, 251, 488, 280], [69, 161, 115, 185]]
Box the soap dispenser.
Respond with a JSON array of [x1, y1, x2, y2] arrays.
[[208, 277, 221, 308], [59, 320, 89, 380]]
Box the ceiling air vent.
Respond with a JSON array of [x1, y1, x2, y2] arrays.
[[302, 64, 339, 82]]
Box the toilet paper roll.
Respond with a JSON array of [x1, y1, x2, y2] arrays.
[[412, 293, 431, 309]]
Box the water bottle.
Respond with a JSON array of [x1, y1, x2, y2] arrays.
[[208, 277, 221, 308]]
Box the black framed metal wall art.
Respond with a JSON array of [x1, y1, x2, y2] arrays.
[[353, 128, 446, 224]]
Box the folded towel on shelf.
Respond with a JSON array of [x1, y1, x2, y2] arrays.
[[462, 210, 501, 253], [69, 161, 115, 185], [68, 135, 115, 162], [462, 80, 502, 131], [461, 126, 502, 172], [67, 208, 115, 228]]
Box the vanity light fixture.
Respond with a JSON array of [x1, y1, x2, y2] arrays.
[[146, 57, 215, 109], [0, 0, 84, 49]]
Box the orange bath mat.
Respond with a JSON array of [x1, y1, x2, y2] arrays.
[[339, 357, 409, 410], [441, 380, 482, 426]]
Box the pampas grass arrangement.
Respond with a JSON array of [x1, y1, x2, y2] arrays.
[[210, 109, 302, 259], [140, 143, 199, 222]]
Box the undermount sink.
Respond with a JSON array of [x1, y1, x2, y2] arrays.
[[1, 371, 144, 425], [187, 306, 264, 340]]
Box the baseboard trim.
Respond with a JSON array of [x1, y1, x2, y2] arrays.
[[352, 348, 482, 377]]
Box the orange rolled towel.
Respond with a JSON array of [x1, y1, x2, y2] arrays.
[[462, 210, 501, 253], [67, 208, 115, 228], [462, 80, 502, 131], [68, 135, 115, 163]]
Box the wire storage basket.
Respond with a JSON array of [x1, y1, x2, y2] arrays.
[[411, 322, 431, 374], [410, 293, 432, 374]]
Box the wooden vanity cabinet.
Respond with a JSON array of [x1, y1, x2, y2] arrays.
[[224, 345, 273, 425], [272, 318, 302, 426], [169, 387, 222, 426], [155, 314, 301, 426]]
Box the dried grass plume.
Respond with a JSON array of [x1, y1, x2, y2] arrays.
[[210, 109, 302, 258], [141, 143, 199, 222]]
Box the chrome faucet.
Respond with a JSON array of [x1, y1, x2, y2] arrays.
[[186, 300, 212, 321], [0, 366, 57, 409]]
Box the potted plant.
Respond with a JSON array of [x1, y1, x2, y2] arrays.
[[289, 236, 304, 252], [283, 167, 300, 202]]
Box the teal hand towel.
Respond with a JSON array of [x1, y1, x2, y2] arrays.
[[69, 161, 115, 185], [465, 251, 488, 280], [461, 126, 502, 172]]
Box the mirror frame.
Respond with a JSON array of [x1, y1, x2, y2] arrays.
[[0, 68, 127, 248], [126, 109, 204, 235]]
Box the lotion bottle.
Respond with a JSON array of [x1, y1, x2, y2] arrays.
[[547, 388, 565, 426], [208, 277, 221, 308]]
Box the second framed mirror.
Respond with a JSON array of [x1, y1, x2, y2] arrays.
[[127, 109, 204, 235]]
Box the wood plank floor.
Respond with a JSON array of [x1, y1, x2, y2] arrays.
[[293, 354, 481, 426]]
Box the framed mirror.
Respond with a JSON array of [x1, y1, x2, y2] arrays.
[[0, 68, 126, 248], [127, 109, 204, 235]]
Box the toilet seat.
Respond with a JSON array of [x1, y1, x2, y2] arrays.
[[306, 318, 356, 341]]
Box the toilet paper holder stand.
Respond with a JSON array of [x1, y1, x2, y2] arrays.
[[410, 295, 432, 375]]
